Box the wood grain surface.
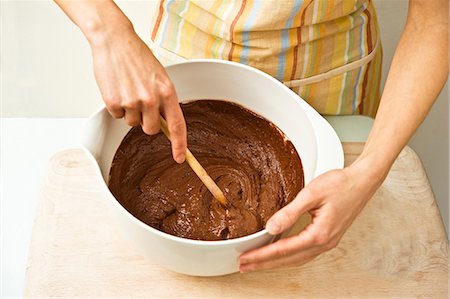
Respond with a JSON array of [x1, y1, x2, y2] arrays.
[[24, 143, 449, 298]]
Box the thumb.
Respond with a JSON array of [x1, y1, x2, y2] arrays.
[[266, 187, 316, 235]]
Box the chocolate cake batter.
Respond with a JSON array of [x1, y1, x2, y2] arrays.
[[109, 100, 304, 241]]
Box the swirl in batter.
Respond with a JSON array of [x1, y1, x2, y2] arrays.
[[109, 100, 304, 241]]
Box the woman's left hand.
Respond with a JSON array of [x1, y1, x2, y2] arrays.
[[239, 0, 448, 274], [239, 158, 384, 272]]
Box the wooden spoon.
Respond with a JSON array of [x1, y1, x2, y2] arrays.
[[159, 116, 228, 207]]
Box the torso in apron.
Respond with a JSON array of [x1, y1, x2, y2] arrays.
[[150, 0, 382, 117]]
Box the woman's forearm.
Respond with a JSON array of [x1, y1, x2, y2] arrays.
[[353, 0, 448, 182], [54, 0, 133, 44]]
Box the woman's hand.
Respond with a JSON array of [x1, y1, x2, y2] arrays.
[[55, 0, 187, 163], [239, 0, 448, 273], [89, 23, 187, 163], [239, 157, 385, 272]]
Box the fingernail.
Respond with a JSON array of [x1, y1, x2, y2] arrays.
[[175, 153, 185, 164], [266, 219, 281, 235]]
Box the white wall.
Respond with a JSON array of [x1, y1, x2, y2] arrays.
[[1, 0, 158, 117], [1, 1, 448, 232]]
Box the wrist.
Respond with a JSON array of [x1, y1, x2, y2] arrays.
[[86, 19, 134, 47], [79, 4, 134, 47], [347, 152, 391, 191]]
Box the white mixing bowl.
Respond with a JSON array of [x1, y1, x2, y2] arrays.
[[81, 59, 343, 276]]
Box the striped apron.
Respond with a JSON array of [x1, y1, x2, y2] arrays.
[[150, 0, 382, 117]]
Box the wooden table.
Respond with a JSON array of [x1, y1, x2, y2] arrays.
[[24, 143, 448, 298]]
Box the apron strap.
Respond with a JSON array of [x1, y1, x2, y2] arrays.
[[283, 36, 381, 88]]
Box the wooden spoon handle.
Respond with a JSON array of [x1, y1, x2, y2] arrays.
[[159, 116, 228, 207]]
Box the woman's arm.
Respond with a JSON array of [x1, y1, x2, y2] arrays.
[[55, 0, 187, 163], [239, 0, 448, 272], [357, 0, 448, 175]]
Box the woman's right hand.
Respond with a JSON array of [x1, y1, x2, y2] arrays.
[[55, 0, 186, 163], [88, 18, 187, 163]]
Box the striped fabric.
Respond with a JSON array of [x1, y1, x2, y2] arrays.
[[150, 0, 382, 117]]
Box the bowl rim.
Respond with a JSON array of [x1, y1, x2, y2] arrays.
[[82, 58, 321, 246]]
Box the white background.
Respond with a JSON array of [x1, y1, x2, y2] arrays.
[[1, 0, 449, 297]]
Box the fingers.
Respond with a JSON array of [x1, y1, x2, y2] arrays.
[[141, 99, 161, 135], [100, 62, 186, 164], [108, 96, 142, 127], [160, 88, 187, 164], [238, 169, 365, 273], [239, 223, 317, 265], [94, 32, 186, 163], [106, 101, 125, 119], [240, 245, 322, 273], [265, 186, 316, 235], [239, 185, 320, 266], [239, 223, 339, 273], [115, 81, 187, 165], [239, 209, 341, 272], [123, 108, 142, 127]]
